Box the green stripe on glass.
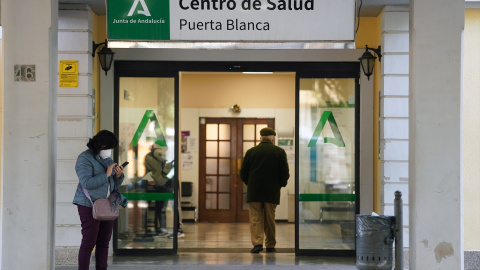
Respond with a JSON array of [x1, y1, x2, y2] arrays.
[[299, 193, 356, 202], [122, 192, 174, 201]]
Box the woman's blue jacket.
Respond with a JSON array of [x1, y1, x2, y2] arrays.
[[72, 149, 124, 208]]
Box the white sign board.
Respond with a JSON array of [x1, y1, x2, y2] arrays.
[[108, 0, 356, 42]]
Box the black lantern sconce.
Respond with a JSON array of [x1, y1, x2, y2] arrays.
[[92, 39, 115, 76], [358, 45, 382, 80]]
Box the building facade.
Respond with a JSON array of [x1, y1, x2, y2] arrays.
[[1, 0, 478, 269]]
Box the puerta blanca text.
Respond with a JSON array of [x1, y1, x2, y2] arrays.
[[181, 19, 270, 30]]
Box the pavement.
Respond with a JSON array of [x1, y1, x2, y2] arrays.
[[55, 252, 360, 270]]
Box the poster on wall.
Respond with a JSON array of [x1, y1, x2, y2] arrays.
[[181, 131, 190, 153], [107, 0, 355, 42], [181, 131, 198, 153], [59, 60, 78, 87], [182, 153, 194, 171]]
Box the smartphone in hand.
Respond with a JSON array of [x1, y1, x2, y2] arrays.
[[114, 162, 129, 169]]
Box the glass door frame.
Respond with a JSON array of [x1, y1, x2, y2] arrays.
[[112, 60, 360, 256], [113, 64, 179, 255], [295, 67, 360, 256]]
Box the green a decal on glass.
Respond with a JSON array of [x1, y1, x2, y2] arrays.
[[308, 111, 345, 147], [130, 110, 167, 147]]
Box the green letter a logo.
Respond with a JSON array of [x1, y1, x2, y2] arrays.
[[128, 0, 151, 17], [308, 111, 345, 147], [130, 110, 167, 147]]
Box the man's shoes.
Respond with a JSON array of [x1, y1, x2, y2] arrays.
[[250, 245, 263, 253], [266, 248, 276, 253]]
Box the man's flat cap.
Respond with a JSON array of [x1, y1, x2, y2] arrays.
[[260, 127, 276, 136]]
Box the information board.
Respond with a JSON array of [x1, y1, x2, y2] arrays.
[[107, 0, 355, 42], [59, 60, 78, 88]]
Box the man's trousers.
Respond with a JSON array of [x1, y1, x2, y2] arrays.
[[249, 202, 277, 248]]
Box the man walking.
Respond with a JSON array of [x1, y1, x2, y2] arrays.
[[240, 127, 290, 253]]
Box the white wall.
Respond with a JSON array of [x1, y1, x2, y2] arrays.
[[379, 6, 410, 248], [56, 5, 94, 265], [2, 0, 58, 268], [409, 0, 464, 268]]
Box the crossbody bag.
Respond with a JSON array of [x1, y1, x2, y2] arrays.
[[81, 185, 119, 221]]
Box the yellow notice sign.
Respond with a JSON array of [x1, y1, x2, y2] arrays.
[[59, 60, 78, 87]]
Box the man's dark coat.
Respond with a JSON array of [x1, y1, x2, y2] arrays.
[[240, 139, 290, 204]]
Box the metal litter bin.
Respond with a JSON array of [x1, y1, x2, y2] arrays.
[[356, 214, 395, 270]]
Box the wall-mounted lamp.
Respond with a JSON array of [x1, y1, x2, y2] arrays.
[[92, 39, 115, 76], [231, 104, 241, 113], [358, 45, 382, 80]]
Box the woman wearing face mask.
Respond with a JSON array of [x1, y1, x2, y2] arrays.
[[73, 130, 125, 270]]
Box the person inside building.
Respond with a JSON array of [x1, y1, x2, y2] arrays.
[[144, 146, 175, 237], [240, 127, 290, 253], [73, 130, 125, 270], [167, 178, 185, 239]]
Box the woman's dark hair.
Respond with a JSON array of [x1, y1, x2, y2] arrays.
[[87, 130, 119, 155]]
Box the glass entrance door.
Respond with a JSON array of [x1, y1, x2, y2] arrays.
[[297, 77, 358, 256], [112, 60, 360, 256], [114, 77, 177, 255]]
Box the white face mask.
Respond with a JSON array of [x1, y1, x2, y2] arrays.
[[99, 149, 112, 159]]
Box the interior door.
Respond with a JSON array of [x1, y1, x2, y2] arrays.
[[199, 118, 274, 222], [236, 118, 275, 222]]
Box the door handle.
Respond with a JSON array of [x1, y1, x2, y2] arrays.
[[231, 158, 242, 175], [237, 158, 242, 175]]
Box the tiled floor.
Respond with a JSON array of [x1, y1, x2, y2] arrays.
[[117, 220, 355, 251], [178, 222, 295, 251], [56, 222, 360, 269]]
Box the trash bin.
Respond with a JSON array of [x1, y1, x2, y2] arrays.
[[356, 214, 395, 270]]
